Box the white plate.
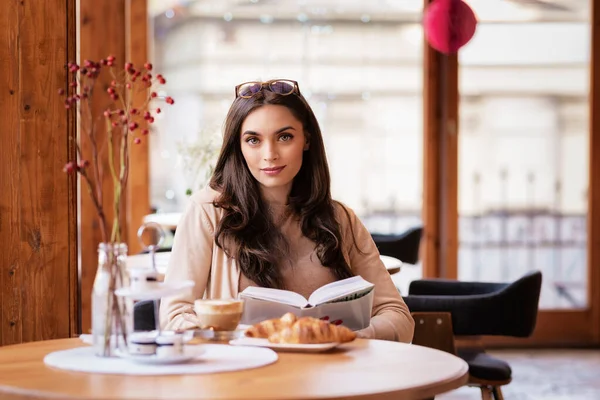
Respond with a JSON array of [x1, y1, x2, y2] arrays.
[[114, 346, 205, 365], [229, 337, 340, 353], [115, 280, 194, 301]]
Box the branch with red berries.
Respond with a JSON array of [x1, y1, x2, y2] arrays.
[[60, 55, 175, 244]]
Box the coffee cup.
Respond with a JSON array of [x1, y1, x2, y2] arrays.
[[193, 299, 244, 331]]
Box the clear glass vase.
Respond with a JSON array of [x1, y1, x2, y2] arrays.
[[91, 242, 132, 357]]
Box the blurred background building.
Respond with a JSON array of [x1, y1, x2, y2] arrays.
[[147, 0, 589, 309]]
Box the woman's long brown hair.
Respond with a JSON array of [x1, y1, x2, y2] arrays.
[[209, 89, 354, 289]]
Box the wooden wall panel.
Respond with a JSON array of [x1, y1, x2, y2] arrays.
[[422, 0, 459, 279], [79, 0, 150, 333], [0, 0, 23, 346], [78, 0, 127, 333], [0, 0, 78, 345], [126, 0, 150, 256], [422, 33, 441, 279]]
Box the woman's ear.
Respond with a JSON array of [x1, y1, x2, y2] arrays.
[[304, 135, 310, 151]]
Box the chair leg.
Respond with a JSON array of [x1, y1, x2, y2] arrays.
[[492, 386, 504, 400], [480, 386, 493, 400]]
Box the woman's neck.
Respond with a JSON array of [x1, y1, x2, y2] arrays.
[[260, 184, 291, 206]]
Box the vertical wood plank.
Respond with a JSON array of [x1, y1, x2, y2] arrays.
[[79, 0, 127, 333], [441, 54, 459, 280], [422, 0, 459, 279], [0, 0, 77, 345], [589, 0, 600, 344], [126, 0, 150, 255], [67, 0, 79, 338], [18, 0, 75, 343], [422, 36, 441, 279], [0, 0, 22, 346]]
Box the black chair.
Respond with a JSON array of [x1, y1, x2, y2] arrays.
[[403, 270, 542, 400], [133, 300, 158, 331], [370, 226, 423, 264]]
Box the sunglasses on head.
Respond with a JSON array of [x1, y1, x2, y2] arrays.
[[235, 79, 301, 99]]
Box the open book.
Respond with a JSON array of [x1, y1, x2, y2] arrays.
[[239, 276, 375, 331]]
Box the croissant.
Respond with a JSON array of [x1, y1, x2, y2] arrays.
[[245, 312, 297, 338], [268, 317, 356, 344]]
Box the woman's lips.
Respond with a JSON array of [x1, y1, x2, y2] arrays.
[[261, 166, 285, 176]]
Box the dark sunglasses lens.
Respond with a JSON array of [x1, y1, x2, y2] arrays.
[[269, 81, 295, 95], [238, 82, 262, 98]]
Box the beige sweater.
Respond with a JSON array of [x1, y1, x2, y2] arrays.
[[160, 187, 415, 342]]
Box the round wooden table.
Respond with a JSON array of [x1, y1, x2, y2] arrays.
[[127, 252, 403, 275], [0, 338, 467, 400]]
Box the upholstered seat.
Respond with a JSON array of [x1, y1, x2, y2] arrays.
[[403, 270, 542, 400], [458, 349, 512, 382]]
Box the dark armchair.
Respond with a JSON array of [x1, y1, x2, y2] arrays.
[[370, 226, 423, 264], [403, 270, 542, 400]]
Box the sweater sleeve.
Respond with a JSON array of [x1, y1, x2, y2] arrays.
[[338, 204, 415, 342], [159, 195, 215, 331]]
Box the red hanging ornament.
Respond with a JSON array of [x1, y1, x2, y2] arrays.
[[423, 0, 478, 54]]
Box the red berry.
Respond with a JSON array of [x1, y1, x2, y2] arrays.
[[63, 161, 77, 174], [144, 62, 153, 70], [155, 108, 161, 114], [165, 96, 174, 105], [134, 138, 141, 144]]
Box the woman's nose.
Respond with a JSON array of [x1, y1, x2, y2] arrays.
[[263, 143, 279, 161]]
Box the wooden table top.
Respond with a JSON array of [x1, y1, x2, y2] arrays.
[[0, 338, 468, 400], [127, 252, 403, 275]]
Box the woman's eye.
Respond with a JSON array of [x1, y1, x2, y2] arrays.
[[246, 137, 259, 145], [279, 133, 293, 141]]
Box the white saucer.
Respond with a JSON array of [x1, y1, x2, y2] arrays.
[[229, 337, 340, 353], [115, 280, 195, 301], [115, 346, 205, 365]]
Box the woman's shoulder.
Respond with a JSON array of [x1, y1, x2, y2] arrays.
[[188, 185, 221, 207], [332, 200, 360, 229], [180, 186, 224, 233]]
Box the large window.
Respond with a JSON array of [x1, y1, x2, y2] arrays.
[[458, 0, 590, 309], [148, 1, 425, 278]]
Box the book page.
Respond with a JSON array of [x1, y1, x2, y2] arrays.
[[239, 286, 309, 308], [240, 290, 374, 331], [308, 276, 374, 306]]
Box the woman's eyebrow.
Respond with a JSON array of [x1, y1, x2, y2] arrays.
[[242, 126, 296, 137]]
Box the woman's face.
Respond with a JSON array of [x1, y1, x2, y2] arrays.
[[240, 104, 308, 203]]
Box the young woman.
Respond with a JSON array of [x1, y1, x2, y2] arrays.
[[160, 79, 414, 342]]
